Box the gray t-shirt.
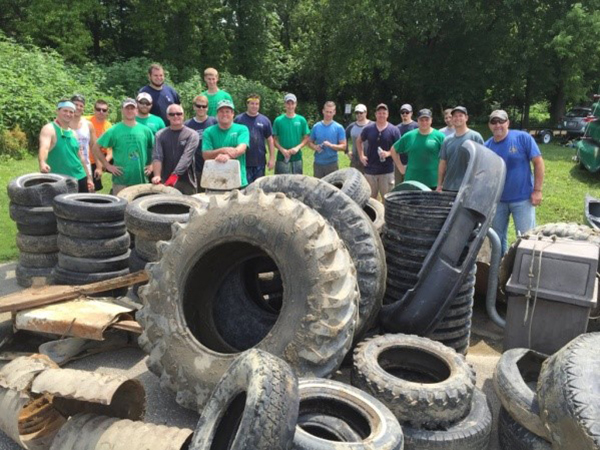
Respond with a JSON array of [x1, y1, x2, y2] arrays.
[[346, 121, 370, 158], [439, 129, 484, 191], [153, 126, 199, 186]]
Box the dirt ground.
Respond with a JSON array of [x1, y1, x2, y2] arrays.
[[0, 261, 503, 449]]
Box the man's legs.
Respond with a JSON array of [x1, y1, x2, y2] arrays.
[[77, 177, 89, 193], [378, 172, 395, 199], [492, 202, 510, 255], [246, 166, 265, 184], [313, 162, 339, 179], [364, 174, 379, 199], [291, 159, 303, 174], [510, 199, 536, 240]]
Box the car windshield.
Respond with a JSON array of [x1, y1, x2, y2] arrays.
[[566, 108, 591, 117]]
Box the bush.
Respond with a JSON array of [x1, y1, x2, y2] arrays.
[[0, 126, 28, 160]]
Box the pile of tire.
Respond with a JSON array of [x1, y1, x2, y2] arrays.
[[52, 193, 130, 295], [382, 191, 476, 354], [7, 173, 78, 287], [494, 333, 600, 449]]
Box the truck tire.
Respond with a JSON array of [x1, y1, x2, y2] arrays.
[[8, 173, 77, 206], [16, 233, 58, 254], [191, 349, 299, 450], [137, 190, 358, 411], [498, 408, 552, 450], [322, 168, 371, 208], [248, 175, 385, 339], [293, 378, 404, 450], [53, 193, 127, 222], [493, 348, 550, 439], [352, 333, 475, 428], [537, 332, 600, 449], [57, 218, 127, 239], [58, 251, 131, 273], [19, 252, 58, 269], [363, 198, 385, 235], [117, 184, 182, 203], [57, 233, 130, 259]]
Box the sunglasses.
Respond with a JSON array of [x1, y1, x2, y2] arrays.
[[95, 107, 108, 112], [168, 112, 183, 117], [401, 111, 410, 114], [489, 119, 507, 125], [138, 101, 151, 106], [194, 104, 208, 109]]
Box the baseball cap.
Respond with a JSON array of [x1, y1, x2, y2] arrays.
[[136, 92, 153, 103], [284, 93, 297, 103], [57, 100, 76, 111], [122, 98, 137, 108], [418, 109, 432, 118], [376, 103, 388, 111], [400, 104, 413, 112], [217, 99, 235, 111], [354, 104, 367, 113], [452, 106, 468, 115], [489, 110, 509, 121], [70, 94, 85, 104]]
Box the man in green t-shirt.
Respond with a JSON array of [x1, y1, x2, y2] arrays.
[[202, 99, 250, 187], [135, 93, 166, 135], [201, 67, 233, 117], [272, 93, 310, 175], [92, 98, 155, 195], [392, 108, 445, 189]]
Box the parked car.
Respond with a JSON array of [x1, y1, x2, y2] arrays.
[[558, 106, 594, 138]]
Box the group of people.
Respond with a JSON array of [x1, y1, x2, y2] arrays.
[[37, 64, 544, 254]]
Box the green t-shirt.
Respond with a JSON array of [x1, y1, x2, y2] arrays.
[[97, 122, 155, 186], [47, 123, 86, 180], [272, 114, 310, 162], [202, 123, 250, 187], [136, 114, 166, 135], [201, 89, 233, 117], [393, 128, 445, 188]]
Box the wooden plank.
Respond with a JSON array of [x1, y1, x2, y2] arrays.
[[110, 320, 143, 334], [0, 271, 149, 314]]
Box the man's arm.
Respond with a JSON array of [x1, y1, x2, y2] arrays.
[[291, 134, 309, 154], [273, 135, 290, 159], [531, 156, 545, 206], [322, 139, 347, 152], [171, 130, 199, 176], [93, 132, 123, 176], [151, 131, 164, 183], [356, 137, 368, 166], [77, 148, 94, 192], [38, 124, 55, 173], [267, 136, 275, 169], [437, 159, 447, 192], [152, 160, 162, 184]]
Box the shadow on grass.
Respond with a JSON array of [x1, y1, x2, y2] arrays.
[[569, 163, 600, 187]]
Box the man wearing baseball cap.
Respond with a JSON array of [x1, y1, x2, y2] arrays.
[[202, 99, 250, 187], [484, 109, 545, 254], [395, 103, 418, 183], [345, 104, 371, 173], [272, 93, 310, 174], [135, 92, 166, 135], [392, 108, 445, 189], [92, 98, 155, 194], [38, 100, 93, 192]]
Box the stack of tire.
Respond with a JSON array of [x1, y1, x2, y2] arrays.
[[494, 333, 600, 449], [382, 191, 476, 354], [52, 193, 130, 295], [8, 174, 78, 287]]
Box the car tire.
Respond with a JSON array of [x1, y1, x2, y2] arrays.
[[18, 252, 58, 269], [57, 233, 130, 259], [134, 237, 159, 261], [322, 168, 371, 208], [363, 198, 385, 235], [58, 251, 131, 274], [7, 173, 77, 207], [15, 264, 53, 288], [117, 183, 182, 203], [9, 203, 56, 235], [16, 233, 58, 254], [52, 266, 129, 285], [53, 193, 127, 222], [56, 218, 127, 239], [498, 407, 552, 450]]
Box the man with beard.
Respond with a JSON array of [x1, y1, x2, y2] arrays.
[[139, 63, 180, 125], [136, 92, 166, 135]]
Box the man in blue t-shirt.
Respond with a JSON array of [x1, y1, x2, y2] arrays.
[[357, 103, 401, 199], [234, 93, 274, 183], [139, 63, 180, 125], [484, 109, 545, 254], [309, 101, 346, 178], [184, 95, 217, 191]]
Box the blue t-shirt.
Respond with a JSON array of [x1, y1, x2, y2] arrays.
[[139, 84, 180, 125], [360, 123, 401, 175], [185, 117, 218, 172], [234, 113, 273, 167], [484, 130, 541, 203], [310, 120, 346, 165]]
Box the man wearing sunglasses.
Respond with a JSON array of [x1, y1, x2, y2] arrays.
[[151, 104, 198, 194], [395, 103, 418, 184], [86, 100, 112, 191], [185, 95, 217, 191], [136, 93, 166, 135], [484, 109, 545, 254]]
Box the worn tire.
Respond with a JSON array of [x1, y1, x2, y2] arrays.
[[352, 333, 476, 428], [117, 183, 182, 203], [537, 332, 600, 449], [191, 349, 299, 450], [498, 408, 552, 450], [16, 233, 58, 254], [296, 414, 363, 442], [7, 173, 77, 206], [402, 388, 492, 450], [493, 348, 549, 439], [18, 252, 58, 269], [9, 203, 57, 235], [363, 197, 385, 235], [322, 168, 371, 208], [293, 378, 404, 450], [53, 193, 127, 222], [52, 266, 129, 285], [128, 249, 149, 273], [248, 174, 386, 339], [58, 251, 131, 273], [134, 237, 159, 261], [125, 195, 203, 241], [56, 217, 127, 239], [57, 233, 130, 258], [15, 264, 53, 287], [137, 190, 358, 411]]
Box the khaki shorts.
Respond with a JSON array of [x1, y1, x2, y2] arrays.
[[364, 173, 395, 201]]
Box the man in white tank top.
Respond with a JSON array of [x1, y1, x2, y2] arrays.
[[70, 94, 97, 185]]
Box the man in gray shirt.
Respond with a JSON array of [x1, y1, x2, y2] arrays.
[[151, 104, 199, 194], [437, 106, 484, 191], [345, 104, 371, 173]]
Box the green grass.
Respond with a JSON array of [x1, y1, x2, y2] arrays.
[[1, 143, 598, 262]]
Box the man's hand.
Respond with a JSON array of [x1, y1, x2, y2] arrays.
[[144, 164, 153, 176], [94, 166, 103, 179], [40, 162, 51, 173], [216, 154, 230, 163], [87, 177, 95, 193], [290, 146, 300, 155], [151, 175, 162, 185], [360, 154, 368, 166], [267, 158, 275, 170], [105, 163, 123, 176], [435, 186, 443, 192], [531, 190, 543, 206], [164, 174, 179, 187]]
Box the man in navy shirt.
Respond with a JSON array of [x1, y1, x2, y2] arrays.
[[184, 94, 217, 191], [234, 93, 274, 183], [139, 63, 180, 125]]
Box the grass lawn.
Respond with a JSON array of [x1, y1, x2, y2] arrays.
[[1, 142, 599, 262]]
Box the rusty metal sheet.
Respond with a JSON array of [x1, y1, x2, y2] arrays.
[[49, 413, 193, 450], [0, 355, 58, 391], [14, 298, 135, 341], [31, 369, 145, 420]]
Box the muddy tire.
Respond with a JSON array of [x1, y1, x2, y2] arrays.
[[293, 378, 404, 450], [322, 168, 371, 208], [402, 388, 492, 450], [351, 334, 475, 428], [137, 190, 358, 410], [128, 249, 149, 273], [53, 193, 127, 222], [56, 218, 127, 239], [493, 348, 549, 439], [9, 203, 57, 235], [498, 408, 552, 450], [134, 237, 159, 261], [296, 414, 363, 442], [248, 174, 385, 339], [7, 173, 77, 206], [117, 183, 182, 203], [537, 332, 600, 449], [52, 266, 129, 285], [58, 251, 131, 273], [18, 252, 58, 269], [363, 198, 385, 235], [57, 233, 130, 258], [16, 233, 58, 254], [15, 264, 53, 287], [191, 349, 299, 449]]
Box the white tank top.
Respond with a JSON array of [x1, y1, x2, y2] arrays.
[[74, 119, 91, 172]]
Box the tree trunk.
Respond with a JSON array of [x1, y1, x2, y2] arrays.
[[550, 84, 566, 125], [522, 75, 531, 129]]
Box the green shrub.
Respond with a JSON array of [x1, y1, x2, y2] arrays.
[[0, 126, 28, 160]]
